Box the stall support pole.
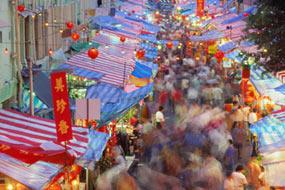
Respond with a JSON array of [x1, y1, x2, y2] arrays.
[[65, 141, 70, 190]]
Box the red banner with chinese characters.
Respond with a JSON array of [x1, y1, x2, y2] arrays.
[[196, 0, 205, 17], [50, 72, 73, 142]]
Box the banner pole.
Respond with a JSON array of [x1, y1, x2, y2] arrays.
[[65, 141, 70, 190]]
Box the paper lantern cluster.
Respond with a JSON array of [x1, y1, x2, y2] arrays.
[[18, 5, 25, 12], [166, 41, 173, 49], [136, 49, 145, 59], [214, 51, 224, 60], [120, 36, 126, 43], [71, 32, 80, 41], [66, 21, 74, 29]]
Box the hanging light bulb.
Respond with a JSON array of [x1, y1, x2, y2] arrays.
[[45, 22, 49, 27], [32, 14, 36, 19], [39, 13, 42, 16], [48, 48, 53, 55], [105, 45, 109, 49], [4, 48, 9, 55], [121, 50, 125, 54], [59, 29, 63, 34], [53, 19, 57, 23]]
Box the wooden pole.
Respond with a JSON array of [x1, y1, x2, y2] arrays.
[[28, 59, 34, 116], [64, 141, 71, 190], [15, 0, 24, 106]]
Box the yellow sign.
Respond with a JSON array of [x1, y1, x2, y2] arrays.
[[59, 120, 70, 135], [208, 45, 218, 54]]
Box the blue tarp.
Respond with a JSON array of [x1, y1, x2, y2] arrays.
[[132, 62, 153, 78], [224, 49, 245, 62], [86, 82, 154, 128], [190, 30, 225, 41], [273, 84, 285, 94], [250, 66, 273, 80], [137, 61, 159, 72], [92, 15, 134, 29], [76, 130, 110, 169], [141, 34, 157, 43], [221, 7, 257, 24], [140, 42, 158, 51], [143, 23, 159, 33], [158, 40, 180, 46], [218, 41, 236, 53], [57, 64, 105, 80]]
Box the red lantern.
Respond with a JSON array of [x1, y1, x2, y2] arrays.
[[211, 15, 215, 19], [171, 0, 174, 3], [173, 17, 176, 21], [155, 13, 160, 18], [182, 15, 186, 20], [18, 5, 25, 12], [157, 55, 161, 60], [136, 49, 145, 59], [128, 13, 131, 16], [186, 14, 189, 17], [243, 13, 248, 18], [120, 36, 126, 43], [209, 40, 215, 46], [143, 17, 146, 20], [186, 49, 192, 56], [71, 32, 80, 41], [66, 21, 74, 29], [214, 51, 224, 60], [88, 47, 99, 59], [132, 10, 135, 14], [186, 40, 191, 47], [48, 48, 53, 55], [166, 41, 173, 49]]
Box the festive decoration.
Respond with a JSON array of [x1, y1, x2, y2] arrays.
[[209, 41, 215, 46], [166, 41, 173, 49], [50, 72, 73, 142], [155, 13, 160, 17], [18, 5, 25, 12], [66, 21, 74, 29], [128, 13, 131, 16], [132, 10, 135, 14], [242, 66, 251, 79], [88, 47, 99, 59], [136, 49, 145, 59], [143, 17, 146, 20], [186, 40, 192, 47], [243, 13, 248, 18], [120, 36, 126, 43], [196, 0, 205, 17], [4, 48, 9, 55], [48, 48, 53, 55], [71, 32, 80, 41], [214, 51, 224, 60], [211, 15, 215, 19]]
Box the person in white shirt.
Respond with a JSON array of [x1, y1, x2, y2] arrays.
[[224, 171, 234, 190], [249, 108, 258, 125], [258, 166, 270, 190], [155, 106, 165, 129], [232, 165, 248, 190], [212, 85, 223, 106]]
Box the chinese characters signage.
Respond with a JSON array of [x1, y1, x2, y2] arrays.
[[50, 72, 73, 142], [196, 0, 205, 17]]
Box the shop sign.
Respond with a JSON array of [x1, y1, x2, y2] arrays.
[[50, 72, 73, 142], [196, 0, 205, 17], [208, 45, 218, 54]]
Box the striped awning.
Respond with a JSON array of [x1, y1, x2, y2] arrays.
[[275, 71, 285, 83], [250, 110, 285, 153], [0, 109, 90, 165], [64, 48, 136, 87]]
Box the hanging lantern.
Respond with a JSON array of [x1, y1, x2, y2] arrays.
[[71, 32, 80, 41], [155, 13, 160, 18], [142, 17, 146, 20], [96, 30, 100, 36], [186, 40, 191, 47], [214, 51, 224, 60], [4, 48, 9, 55], [18, 5, 25, 12], [136, 49, 145, 59], [209, 40, 215, 46], [243, 13, 248, 18], [242, 68, 251, 79], [128, 13, 131, 16], [182, 15, 186, 20], [166, 41, 173, 49], [66, 21, 74, 29], [120, 36, 126, 43], [88, 47, 99, 59], [132, 10, 135, 14], [48, 48, 53, 55]]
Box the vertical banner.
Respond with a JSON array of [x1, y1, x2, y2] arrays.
[[50, 72, 73, 142], [196, 0, 205, 17]]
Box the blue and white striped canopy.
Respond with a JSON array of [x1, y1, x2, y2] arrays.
[[250, 110, 285, 153], [251, 66, 274, 80], [190, 30, 225, 42], [218, 41, 236, 53]]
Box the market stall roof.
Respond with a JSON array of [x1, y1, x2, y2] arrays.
[[275, 71, 285, 83], [250, 110, 285, 153], [0, 109, 90, 164], [221, 7, 257, 25], [63, 48, 135, 87], [251, 67, 274, 80], [190, 30, 225, 42], [132, 62, 153, 79], [218, 41, 236, 53], [0, 153, 62, 189], [86, 82, 154, 128]]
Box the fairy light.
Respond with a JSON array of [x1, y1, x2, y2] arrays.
[[45, 22, 49, 27], [59, 29, 63, 34]]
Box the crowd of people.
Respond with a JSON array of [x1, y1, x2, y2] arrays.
[[93, 10, 275, 190]]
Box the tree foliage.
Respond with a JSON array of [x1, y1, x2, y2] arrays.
[[242, 0, 285, 72]]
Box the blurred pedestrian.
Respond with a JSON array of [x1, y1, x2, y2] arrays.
[[258, 166, 270, 190], [224, 139, 235, 172], [224, 171, 234, 190], [155, 106, 165, 129], [232, 165, 248, 190]]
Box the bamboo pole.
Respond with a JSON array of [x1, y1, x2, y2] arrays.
[[15, 0, 23, 106]]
